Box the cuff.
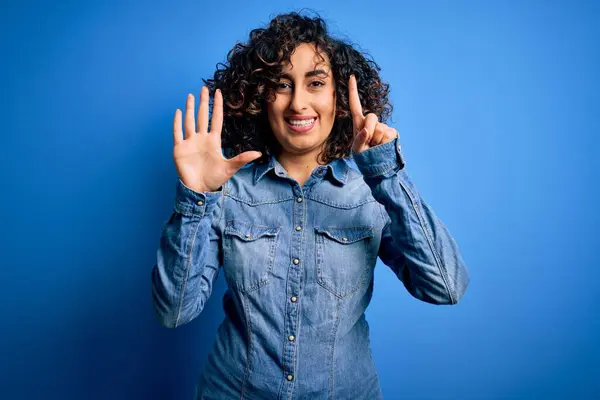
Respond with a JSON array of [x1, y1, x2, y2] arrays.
[[352, 136, 406, 178], [174, 179, 222, 217]]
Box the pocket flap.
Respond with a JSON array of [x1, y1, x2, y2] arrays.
[[315, 226, 374, 244], [225, 220, 279, 241]]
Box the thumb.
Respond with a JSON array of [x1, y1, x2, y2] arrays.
[[352, 127, 370, 153], [228, 151, 262, 170]]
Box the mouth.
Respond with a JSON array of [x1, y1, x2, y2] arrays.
[[285, 116, 317, 133]]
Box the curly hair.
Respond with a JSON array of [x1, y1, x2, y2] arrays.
[[202, 10, 393, 164]]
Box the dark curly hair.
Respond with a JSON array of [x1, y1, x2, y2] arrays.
[[202, 10, 393, 164]]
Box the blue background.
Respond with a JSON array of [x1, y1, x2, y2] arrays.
[[1, 0, 598, 399]]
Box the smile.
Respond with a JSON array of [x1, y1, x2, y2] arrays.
[[285, 117, 317, 133]]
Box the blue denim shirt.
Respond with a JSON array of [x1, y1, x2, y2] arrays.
[[151, 136, 469, 399]]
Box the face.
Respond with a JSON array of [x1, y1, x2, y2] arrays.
[[266, 42, 336, 163]]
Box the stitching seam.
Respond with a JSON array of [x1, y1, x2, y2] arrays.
[[175, 216, 203, 327], [398, 180, 455, 304]]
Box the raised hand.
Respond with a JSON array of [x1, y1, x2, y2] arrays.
[[348, 75, 399, 153], [173, 87, 262, 193]]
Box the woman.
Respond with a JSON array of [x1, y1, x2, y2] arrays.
[[151, 11, 469, 400]]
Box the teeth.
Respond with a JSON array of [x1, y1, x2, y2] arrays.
[[288, 118, 315, 126]]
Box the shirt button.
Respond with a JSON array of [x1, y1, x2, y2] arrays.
[[291, 296, 297, 302], [286, 374, 294, 381], [296, 197, 303, 203], [245, 233, 251, 238], [288, 335, 295, 341], [295, 226, 302, 231], [197, 200, 204, 206], [342, 237, 348, 242], [293, 258, 300, 265], [317, 169, 324, 174]]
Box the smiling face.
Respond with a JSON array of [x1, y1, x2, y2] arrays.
[[266, 42, 336, 164]]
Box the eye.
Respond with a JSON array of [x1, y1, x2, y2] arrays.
[[276, 82, 291, 90], [310, 81, 325, 87]]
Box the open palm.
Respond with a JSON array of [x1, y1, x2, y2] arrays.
[[173, 87, 262, 193]]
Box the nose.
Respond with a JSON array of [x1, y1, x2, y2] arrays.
[[289, 85, 309, 113]]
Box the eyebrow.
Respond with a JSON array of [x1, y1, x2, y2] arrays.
[[280, 69, 330, 80]]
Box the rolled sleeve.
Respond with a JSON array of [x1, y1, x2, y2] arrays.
[[352, 136, 405, 178]]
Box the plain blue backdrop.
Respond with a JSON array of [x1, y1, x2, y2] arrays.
[[1, 0, 598, 399]]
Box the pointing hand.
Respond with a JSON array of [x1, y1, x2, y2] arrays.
[[348, 75, 399, 154]]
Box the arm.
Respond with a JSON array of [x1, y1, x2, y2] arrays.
[[151, 179, 224, 328], [352, 137, 469, 305]]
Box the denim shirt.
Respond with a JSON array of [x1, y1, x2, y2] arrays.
[[151, 136, 469, 400]]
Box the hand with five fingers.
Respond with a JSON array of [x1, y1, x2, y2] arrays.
[[173, 87, 262, 193], [348, 75, 399, 154]]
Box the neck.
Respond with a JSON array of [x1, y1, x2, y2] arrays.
[[275, 150, 326, 184]]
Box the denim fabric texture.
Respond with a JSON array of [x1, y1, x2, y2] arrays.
[[151, 136, 470, 399]]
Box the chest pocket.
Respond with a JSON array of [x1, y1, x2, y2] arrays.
[[315, 226, 375, 299], [223, 220, 280, 293]]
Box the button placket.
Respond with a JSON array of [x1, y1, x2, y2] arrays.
[[283, 185, 304, 388]]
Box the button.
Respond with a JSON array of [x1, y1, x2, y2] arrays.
[[295, 226, 302, 231], [286, 374, 294, 381], [317, 168, 324, 174], [245, 233, 251, 238], [342, 237, 348, 242], [197, 200, 204, 206], [397, 144, 402, 151], [291, 296, 297, 302], [288, 335, 295, 341], [293, 258, 299, 265], [297, 197, 303, 203]]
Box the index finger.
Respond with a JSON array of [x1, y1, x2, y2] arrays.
[[210, 89, 223, 138], [348, 75, 364, 128]]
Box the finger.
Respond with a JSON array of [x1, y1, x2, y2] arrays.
[[363, 113, 378, 143], [227, 151, 262, 171], [210, 89, 223, 140], [173, 109, 183, 144], [184, 93, 195, 139], [197, 86, 209, 133], [370, 123, 387, 146], [386, 128, 399, 143], [352, 127, 370, 153], [348, 75, 364, 131]]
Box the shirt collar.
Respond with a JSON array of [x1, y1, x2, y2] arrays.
[[253, 154, 349, 186]]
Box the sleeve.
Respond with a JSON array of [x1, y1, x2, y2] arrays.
[[352, 136, 469, 305], [150, 178, 224, 328]]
